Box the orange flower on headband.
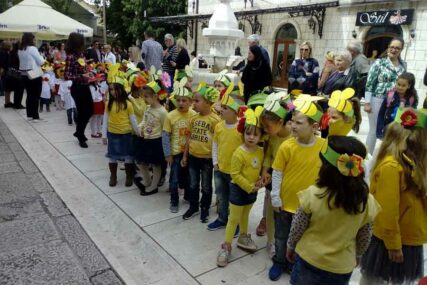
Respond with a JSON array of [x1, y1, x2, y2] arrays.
[[400, 110, 417, 127], [134, 75, 147, 88], [336, 154, 364, 177]]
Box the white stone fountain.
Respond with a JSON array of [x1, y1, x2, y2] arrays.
[[193, 0, 245, 85]]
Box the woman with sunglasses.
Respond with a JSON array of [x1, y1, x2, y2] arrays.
[[364, 37, 406, 154], [288, 41, 319, 95]]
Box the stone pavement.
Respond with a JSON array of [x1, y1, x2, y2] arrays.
[[0, 98, 425, 285], [0, 117, 123, 285]]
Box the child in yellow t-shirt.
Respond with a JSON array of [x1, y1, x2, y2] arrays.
[[136, 80, 167, 195], [269, 95, 325, 281], [256, 92, 293, 258], [162, 79, 196, 213], [102, 82, 139, 188], [216, 107, 265, 267], [207, 90, 243, 231], [360, 110, 427, 285], [182, 84, 221, 222], [286, 136, 380, 285]]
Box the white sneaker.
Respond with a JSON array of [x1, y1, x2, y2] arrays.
[[267, 241, 276, 259], [237, 233, 257, 252], [216, 244, 231, 267]]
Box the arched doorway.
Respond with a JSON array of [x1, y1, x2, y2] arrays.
[[272, 23, 298, 88], [364, 26, 403, 61]]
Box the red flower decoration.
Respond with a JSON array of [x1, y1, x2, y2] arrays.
[[400, 110, 417, 127], [238, 105, 248, 118], [237, 117, 246, 133]]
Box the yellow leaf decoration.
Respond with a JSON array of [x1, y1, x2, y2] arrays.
[[77, 58, 86, 66], [328, 88, 355, 117]]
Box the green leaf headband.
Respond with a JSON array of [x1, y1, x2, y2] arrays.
[[247, 90, 268, 107], [221, 87, 241, 112], [394, 107, 427, 129], [215, 72, 231, 87], [174, 65, 193, 81], [146, 81, 161, 94], [196, 82, 219, 103], [321, 142, 364, 177], [263, 92, 292, 119]]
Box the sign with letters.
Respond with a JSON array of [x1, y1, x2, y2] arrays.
[[355, 9, 414, 26]]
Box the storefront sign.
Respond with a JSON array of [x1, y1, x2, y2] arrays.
[[356, 9, 414, 26]]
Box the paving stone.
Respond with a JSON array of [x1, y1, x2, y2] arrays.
[[0, 152, 15, 163], [0, 240, 91, 285], [0, 128, 12, 137], [0, 143, 10, 154], [18, 158, 39, 174], [11, 150, 29, 162], [0, 215, 60, 252], [7, 142, 23, 152], [28, 172, 54, 193], [56, 215, 110, 276], [90, 270, 124, 285], [0, 173, 39, 204], [40, 192, 70, 217], [0, 200, 45, 222], [0, 161, 21, 174], [2, 134, 17, 143]]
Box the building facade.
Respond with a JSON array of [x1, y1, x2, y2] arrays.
[[182, 0, 427, 97]]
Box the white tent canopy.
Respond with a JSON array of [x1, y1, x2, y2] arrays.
[[0, 0, 93, 40]]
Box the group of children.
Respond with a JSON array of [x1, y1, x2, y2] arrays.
[[96, 59, 426, 285]]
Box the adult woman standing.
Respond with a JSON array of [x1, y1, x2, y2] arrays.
[[170, 38, 190, 70], [288, 41, 319, 95], [364, 38, 406, 154], [321, 50, 357, 96], [18, 33, 44, 121], [64, 32, 94, 148], [54, 42, 66, 62], [241, 45, 272, 104]]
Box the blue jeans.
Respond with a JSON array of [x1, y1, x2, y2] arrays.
[[214, 170, 231, 223], [67, 108, 77, 125], [188, 155, 213, 210], [273, 210, 294, 269], [291, 256, 352, 285], [169, 153, 190, 206]]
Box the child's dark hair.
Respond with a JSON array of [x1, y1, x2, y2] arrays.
[[350, 97, 362, 133], [316, 136, 369, 215], [107, 83, 128, 112], [397, 72, 418, 102], [244, 124, 262, 137]]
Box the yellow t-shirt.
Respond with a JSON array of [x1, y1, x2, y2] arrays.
[[128, 96, 146, 124], [263, 134, 290, 168], [163, 109, 197, 156], [272, 136, 325, 213], [214, 121, 243, 174], [139, 105, 167, 139], [189, 112, 221, 158], [370, 155, 427, 249], [295, 185, 380, 274], [107, 101, 135, 134], [230, 145, 264, 193]]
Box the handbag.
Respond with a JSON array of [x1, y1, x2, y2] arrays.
[[27, 66, 43, 80]]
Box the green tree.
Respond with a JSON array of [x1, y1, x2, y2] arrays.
[[45, 0, 73, 15], [106, 0, 187, 48]]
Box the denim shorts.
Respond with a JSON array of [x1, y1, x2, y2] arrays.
[[229, 183, 257, 206]]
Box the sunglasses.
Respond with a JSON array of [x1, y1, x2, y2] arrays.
[[300, 48, 309, 51]]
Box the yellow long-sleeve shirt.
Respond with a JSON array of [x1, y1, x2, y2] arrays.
[[213, 121, 243, 174], [230, 145, 264, 193], [370, 155, 427, 250]]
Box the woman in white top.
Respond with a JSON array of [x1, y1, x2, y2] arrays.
[[18, 33, 44, 121]]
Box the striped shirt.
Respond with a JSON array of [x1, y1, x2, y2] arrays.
[[162, 44, 178, 74]]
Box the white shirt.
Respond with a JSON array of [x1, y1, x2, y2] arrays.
[[58, 80, 75, 110], [104, 52, 116, 65], [41, 73, 53, 99], [89, 85, 103, 103], [18, 46, 44, 72]]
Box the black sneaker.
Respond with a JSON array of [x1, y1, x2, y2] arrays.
[[183, 207, 199, 220], [200, 208, 209, 223], [79, 141, 88, 148]]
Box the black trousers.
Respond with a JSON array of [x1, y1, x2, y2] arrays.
[[22, 76, 42, 119], [70, 83, 93, 141]]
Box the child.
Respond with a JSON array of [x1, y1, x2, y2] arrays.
[[376, 72, 418, 139], [58, 73, 76, 125], [286, 136, 380, 285], [53, 63, 65, 110], [163, 77, 196, 211], [40, 65, 53, 112], [360, 109, 427, 285], [216, 107, 265, 267], [213, 71, 232, 114], [269, 95, 326, 281], [182, 84, 221, 222], [256, 92, 293, 258], [207, 89, 244, 230], [322, 87, 362, 137], [89, 81, 105, 138], [135, 80, 168, 195], [102, 80, 139, 187]]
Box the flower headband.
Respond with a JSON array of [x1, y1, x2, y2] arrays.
[[394, 108, 427, 129], [321, 142, 364, 177], [237, 106, 263, 133], [215, 70, 232, 87], [196, 82, 220, 103], [294, 94, 325, 122], [263, 91, 294, 119], [328, 88, 355, 117], [174, 65, 193, 81], [220, 83, 242, 112], [145, 81, 168, 101], [171, 77, 193, 99]]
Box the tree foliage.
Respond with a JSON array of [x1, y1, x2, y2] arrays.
[[106, 0, 187, 48], [45, 0, 73, 15]]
